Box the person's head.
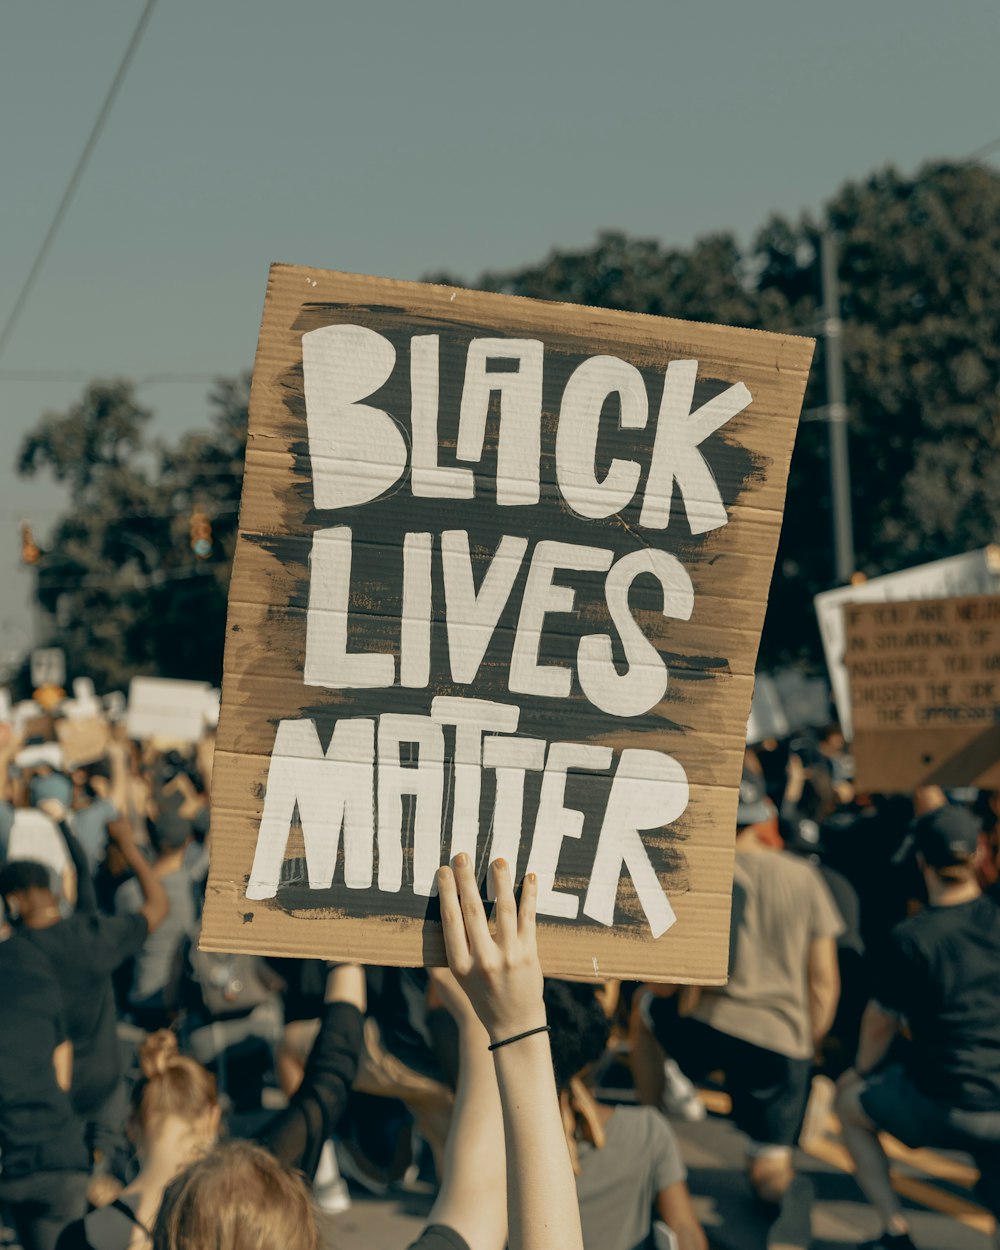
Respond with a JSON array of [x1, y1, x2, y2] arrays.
[[130, 1031, 220, 1162], [901, 805, 982, 891], [74, 758, 112, 802], [153, 1140, 319, 1250], [29, 768, 74, 810], [147, 793, 194, 860], [0, 858, 56, 923], [736, 768, 771, 838], [544, 979, 612, 1091]]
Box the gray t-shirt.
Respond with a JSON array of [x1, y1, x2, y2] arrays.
[[692, 850, 844, 1059], [116, 867, 197, 1004], [576, 1106, 686, 1250]]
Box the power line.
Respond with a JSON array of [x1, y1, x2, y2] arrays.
[[966, 133, 1000, 162], [0, 0, 159, 363]]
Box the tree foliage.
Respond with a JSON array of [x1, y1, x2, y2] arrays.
[[18, 160, 1000, 685], [17, 375, 249, 691]]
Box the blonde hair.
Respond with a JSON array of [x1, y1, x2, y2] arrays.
[[153, 1140, 319, 1250], [131, 1031, 218, 1135]]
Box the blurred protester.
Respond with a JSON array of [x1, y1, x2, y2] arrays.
[[0, 901, 90, 1250], [152, 856, 583, 1250], [68, 759, 120, 879], [973, 789, 999, 889], [56, 1032, 220, 1250], [836, 806, 1000, 1247], [181, 949, 285, 1110], [270, 956, 351, 1212], [546, 978, 706, 1250], [349, 967, 455, 1182], [58, 965, 362, 1249], [115, 794, 200, 1032], [0, 813, 168, 1183], [634, 768, 843, 1223]]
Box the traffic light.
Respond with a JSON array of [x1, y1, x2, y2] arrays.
[[20, 521, 41, 566], [190, 507, 213, 560]]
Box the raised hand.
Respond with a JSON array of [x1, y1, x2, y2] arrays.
[[436, 854, 545, 1045]]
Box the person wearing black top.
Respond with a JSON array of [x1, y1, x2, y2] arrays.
[[0, 912, 89, 1250], [837, 805, 1000, 1250], [0, 808, 169, 1178]]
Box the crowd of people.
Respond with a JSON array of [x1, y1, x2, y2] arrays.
[[0, 695, 998, 1250]]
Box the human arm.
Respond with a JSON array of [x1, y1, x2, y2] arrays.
[[0, 725, 20, 803], [106, 736, 130, 821], [53, 1039, 73, 1092], [438, 854, 583, 1250], [424, 967, 506, 1250], [107, 818, 169, 932], [780, 753, 807, 822], [851, 1000, 900, 1078], [255, 964, 365, 1177], [657, 1182, 707, 1250], [806, 935, 840, 1043], [43, 804, 99, 917]]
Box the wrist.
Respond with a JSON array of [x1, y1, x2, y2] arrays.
[[486, 1014, 548, 1048]]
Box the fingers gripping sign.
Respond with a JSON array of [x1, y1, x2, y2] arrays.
[[437, 854, 546, 1045]]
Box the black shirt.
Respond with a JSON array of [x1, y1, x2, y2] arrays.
[[21, 911, 148, 1115], [0, 935, 89, 1178], [874, 891, 1000, 1111]]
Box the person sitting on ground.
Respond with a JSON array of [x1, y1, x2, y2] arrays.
[[56, 1032, 220, 1250], [633, 768, 843, 1217], [836, 804, 1000, 1249], [58, 962, 365, 1250], [0, 812, 169, 1184], [545, 978, 707, 1250], [152, 855, 584, 1250]]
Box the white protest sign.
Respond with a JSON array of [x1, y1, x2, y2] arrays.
[[63, 677, 103, 722], [30, 647, 66, 690], [7, 808, 71, 888], [126, 677, 212, 744], [815, 546, 1000, 740]]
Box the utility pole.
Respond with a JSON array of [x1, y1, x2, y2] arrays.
[[820, 230, 855, 585]]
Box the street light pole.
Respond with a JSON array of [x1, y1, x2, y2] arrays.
[[820, 230, 856, 585]]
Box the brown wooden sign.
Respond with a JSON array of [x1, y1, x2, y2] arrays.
[[200, 265, 812, 982], [847, 594, 1000, 792]]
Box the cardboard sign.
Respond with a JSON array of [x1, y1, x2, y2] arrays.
[[126, 677, 211, 744], [201, 266, 813, 983], [56, 717, 112, 770], [847, 595, 1000, 792], [816, 546, 1000, 740], [30, 647, 66, 690]]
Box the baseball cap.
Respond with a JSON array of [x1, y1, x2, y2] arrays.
[[893, 805, 981, 869], [29, 771, 74, 809], [737, 769, 771, 828]]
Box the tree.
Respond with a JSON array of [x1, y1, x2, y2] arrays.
[[18, 161, 1000, 683], [17, 375, 249, 691], [439, 161, 1000, 665]]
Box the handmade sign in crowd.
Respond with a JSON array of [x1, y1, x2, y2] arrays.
[[847, 594, 1000, 792], [200, 266, 812, 982]]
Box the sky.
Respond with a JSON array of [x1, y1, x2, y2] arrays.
[[2, 0, 999, 665]]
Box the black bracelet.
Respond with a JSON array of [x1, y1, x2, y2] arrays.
[[488, 1024, 551, 1052]]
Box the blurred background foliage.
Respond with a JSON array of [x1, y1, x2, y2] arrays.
[[17, 159, 1000, 691]]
